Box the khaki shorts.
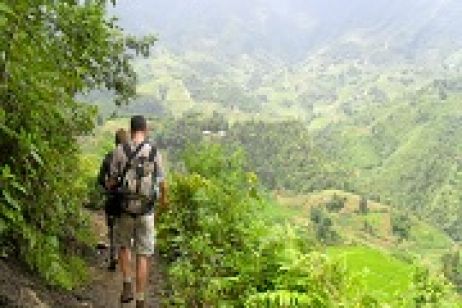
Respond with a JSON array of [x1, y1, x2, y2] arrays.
[[114, 213, 155, 256]]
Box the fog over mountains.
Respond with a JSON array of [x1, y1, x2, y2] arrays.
[[112, 0, 462, 62]]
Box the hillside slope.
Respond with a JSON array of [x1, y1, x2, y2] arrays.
[[276, 190, 456, 270]]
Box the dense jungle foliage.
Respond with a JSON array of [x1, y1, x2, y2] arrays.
[[0, 1, 153, 288]]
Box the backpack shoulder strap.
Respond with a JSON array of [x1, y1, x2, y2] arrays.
[[148, 145, 157, 162], [119, 142, 147, 181], [149, 145, 159, 179], [122, 143, 132, 161]]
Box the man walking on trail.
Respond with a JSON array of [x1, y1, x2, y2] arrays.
[[98, 128, 128, 271], [106, 115, 166, 308]]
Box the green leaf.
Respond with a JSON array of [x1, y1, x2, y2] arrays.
[[2, 190, 20, 210], [30, 149, 43, 167], [1, 208, 18, 224], [0, 16, 6, 28], [0, 3, 13, 16], [11, 181, 27, 194], [0, 217, 7, 234], [0, 122, 18, 138], [1, 165, 13, 179]]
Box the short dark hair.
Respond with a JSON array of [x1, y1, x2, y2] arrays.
[[130, 115, 147, 132], [115, 129, 128, 145]]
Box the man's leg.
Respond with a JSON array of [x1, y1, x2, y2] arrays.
[[136, 254, 150, 299], [119, 246, 131, 280], [134, 213, 155, 307], [115, 214, 135, 303], [108, 216, 117, 271], [120, 246, 134, 303]]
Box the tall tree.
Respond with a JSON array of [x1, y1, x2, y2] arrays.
[[0, 0, 154, 287]]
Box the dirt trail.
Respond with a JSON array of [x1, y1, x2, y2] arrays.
[[78, 210, 166, 308], [0, 209, 167, 307]]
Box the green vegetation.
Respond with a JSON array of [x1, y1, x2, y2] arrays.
[[326, 194, 346, 212], [0, 1, 153, 288], [328, 246, 414, 301], [2, 1, 462, 305], [157, 144, 368, 305], [391, 212, 412, 241], [310, 207, 340, 244], [154, 99, 462, 240], [157, 144, 460, 306], [154, 114, 346, 191], [443, 250, 462, 293], [152, 111, 462, 302]]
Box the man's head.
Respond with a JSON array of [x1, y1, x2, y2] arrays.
[[115, 129, 128, 145], [130, 115, 148, 140]]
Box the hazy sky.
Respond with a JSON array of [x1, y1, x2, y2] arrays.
[[110, 0, 462, 60]]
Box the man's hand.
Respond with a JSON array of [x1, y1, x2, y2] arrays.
[[105, 178, 117, 190]]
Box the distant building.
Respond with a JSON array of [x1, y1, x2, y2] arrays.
[[217, 130, 227, 137], [202, 130, 227, 138]]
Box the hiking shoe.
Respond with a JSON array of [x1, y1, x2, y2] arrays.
[[120, 282, 134, 303], [136, 300, 145, 308]]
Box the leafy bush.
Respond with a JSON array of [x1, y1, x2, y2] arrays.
[[442, 250, 462, 292], [326, 194, 346, 212], [157, 144, 373, 305], [395, 267, 457, 306], [157, 144, 267, 304], [391, 212, 412, 240], [310, 207, 340, 244]]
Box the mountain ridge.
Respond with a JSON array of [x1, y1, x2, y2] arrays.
[[112, 0, 462, 62]]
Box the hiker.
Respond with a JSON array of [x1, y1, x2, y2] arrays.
[[106, 115, 166, 308], [97, 128, 128, 271]]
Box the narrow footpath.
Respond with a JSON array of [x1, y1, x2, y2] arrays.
[[0, 210, 167, 308], [78, 210, 167, 308]]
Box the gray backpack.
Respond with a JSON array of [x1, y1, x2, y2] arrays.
[[118, 142, 158, 215]]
